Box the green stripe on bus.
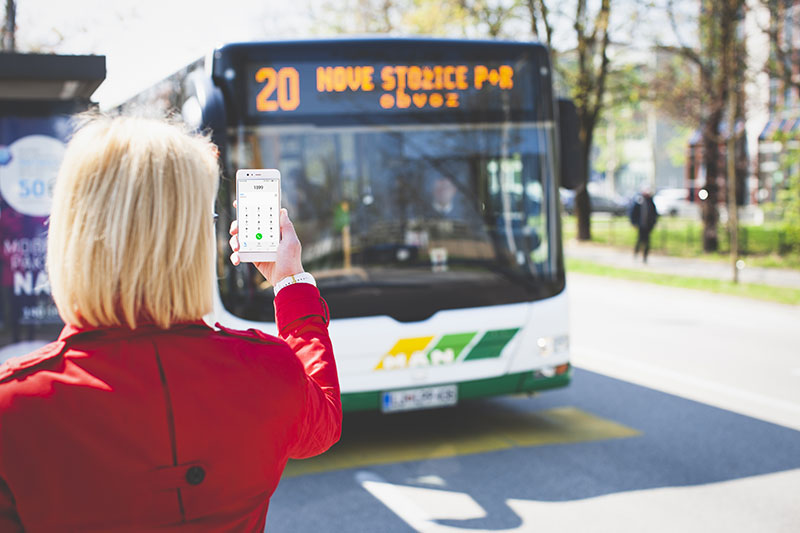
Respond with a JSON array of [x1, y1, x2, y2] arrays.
[[426, 332, 477, 364], [338, 367, 571, 412], [462, 328, 520, 361]]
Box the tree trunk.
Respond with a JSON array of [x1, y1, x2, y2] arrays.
[[575, 129, 593, 241], [701, 110, 721, 252], [2, 0, 16, 52], [575, 186, 592, 240]]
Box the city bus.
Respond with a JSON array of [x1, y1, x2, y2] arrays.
[[172, 38, 581, 412]]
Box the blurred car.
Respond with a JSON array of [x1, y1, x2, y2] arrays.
[[560, 188, 628, 216], [653, 188, 694, 217], [590, 193, 630, 216]]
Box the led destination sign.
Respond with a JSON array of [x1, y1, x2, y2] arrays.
[[245, 60, 533, 118]]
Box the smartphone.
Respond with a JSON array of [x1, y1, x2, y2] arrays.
[[235, 169, 281, 262]]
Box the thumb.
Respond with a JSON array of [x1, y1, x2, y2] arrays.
[[274, 208, 303, 283]]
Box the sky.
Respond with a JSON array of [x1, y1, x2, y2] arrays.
[[14, 0, 316, 108]]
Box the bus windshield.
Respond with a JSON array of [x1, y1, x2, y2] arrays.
[[219, 121, 564, 323]]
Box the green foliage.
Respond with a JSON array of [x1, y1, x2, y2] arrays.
[[589, 59, 654, 185], [402, 0, 468, 35], [562, 215, 800, 269], [764, 132, 800, 253], [664, 125, 692, 168]]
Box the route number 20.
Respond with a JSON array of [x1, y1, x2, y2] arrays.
[[255, 67, 300, 112]]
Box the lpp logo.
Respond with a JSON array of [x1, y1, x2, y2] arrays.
[[374, 328, 519, 371]]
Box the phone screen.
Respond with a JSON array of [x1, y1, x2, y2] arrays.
[[238, 176, 280, 254]]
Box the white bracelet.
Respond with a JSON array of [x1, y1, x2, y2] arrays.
[[273, 272, 316, 296]]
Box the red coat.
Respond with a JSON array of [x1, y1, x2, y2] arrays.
[[0, 283, 341, 532]]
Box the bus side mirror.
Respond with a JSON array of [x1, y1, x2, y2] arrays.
[[184, 70, 228, 149], [558, 98, 584, 190]]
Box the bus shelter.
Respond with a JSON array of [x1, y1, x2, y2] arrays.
[[0, 53, 105, 355]]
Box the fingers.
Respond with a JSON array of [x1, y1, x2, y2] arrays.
[[279, 208, 298, 243], [228, 224, 240, 266], [230, 200, 239, 237]]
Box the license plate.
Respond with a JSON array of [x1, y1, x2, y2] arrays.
[[381, 385, 458, 413]]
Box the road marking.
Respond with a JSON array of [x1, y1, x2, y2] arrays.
[[284, 406, 638, 478], [572, 345, 800, 431], [506, 468, 800, 533], [357, 469, 800, 533], [356, 471, 484, 532], [792, 368, 800, 377]]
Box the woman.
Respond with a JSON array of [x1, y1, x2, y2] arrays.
[[0, 115, 341, 531]]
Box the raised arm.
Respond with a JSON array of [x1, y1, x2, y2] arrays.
[[229, 206, 341, 458], [275, 283, 341, 458]]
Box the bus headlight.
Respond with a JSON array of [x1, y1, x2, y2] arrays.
[[537, 334, 569, 357]]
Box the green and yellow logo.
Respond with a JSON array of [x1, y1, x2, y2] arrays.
[[375, 328, 520, 371]]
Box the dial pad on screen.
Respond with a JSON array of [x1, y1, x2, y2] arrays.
[[239, 179, 279, 252]]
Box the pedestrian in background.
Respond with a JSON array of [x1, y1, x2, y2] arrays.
[[629, 188, 659, 263], [0, 114, 341, 531]]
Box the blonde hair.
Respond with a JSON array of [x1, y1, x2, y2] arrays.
[[47, 114, 220, 329]]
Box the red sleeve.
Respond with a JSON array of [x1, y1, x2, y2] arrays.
[[274, 283, 342, 459], [0, 477, 22, 532]]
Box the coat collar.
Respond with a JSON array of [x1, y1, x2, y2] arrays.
[[57, 319, 213, 343]]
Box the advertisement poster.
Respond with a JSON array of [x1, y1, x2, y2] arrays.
[[0, 115, 72, 353]]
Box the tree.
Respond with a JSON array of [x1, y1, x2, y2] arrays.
[[592, 64, 650, 195], [528, 0, 614, 241], [312, 0, 399, 34], [457, 0, 523, 37], [758, 0, 800, 254], [431, 0, 618, 242], [1, 0, 16, 51], [760, 0, 799, 99], [773, 132, 800, 252], [656, 0, 746, 252]]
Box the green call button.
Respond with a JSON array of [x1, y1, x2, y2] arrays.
[[255, 233, 263, 240]]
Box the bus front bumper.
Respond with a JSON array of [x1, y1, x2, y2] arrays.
[[341, 363, 572, 413]]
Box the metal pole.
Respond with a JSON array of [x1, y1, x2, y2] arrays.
[[727, 86, 739, 284]]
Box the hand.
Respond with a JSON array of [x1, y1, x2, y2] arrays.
[[229, 202, 305, 287]]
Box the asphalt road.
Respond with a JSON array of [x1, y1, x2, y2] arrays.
[[266, 274, 800, 532], [568, 272, 800, 430]]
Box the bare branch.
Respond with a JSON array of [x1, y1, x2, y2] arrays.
[[589, 0, 612, 127], [654, 44, 705, 72]]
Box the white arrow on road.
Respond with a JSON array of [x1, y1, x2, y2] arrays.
[[357, 469, 800, 532], [356, 471, 486, 533]]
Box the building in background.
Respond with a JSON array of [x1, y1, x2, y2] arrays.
[[755, 0, 800, 203], [589, 48, 687, 205]]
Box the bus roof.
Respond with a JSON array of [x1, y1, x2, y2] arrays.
[[211, 37, 550, 79], [214, 36, 548, 55]]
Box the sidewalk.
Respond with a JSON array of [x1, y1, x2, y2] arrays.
[[564, 240, 800, 289]]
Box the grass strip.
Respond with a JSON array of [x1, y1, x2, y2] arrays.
[[566, 257, 800, 306], [561, 215, 800, 270]]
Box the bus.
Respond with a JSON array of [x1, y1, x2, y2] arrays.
[[173, 38, 581, 413]]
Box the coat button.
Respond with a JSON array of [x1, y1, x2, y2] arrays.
[[185, 465, 205, 485]]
